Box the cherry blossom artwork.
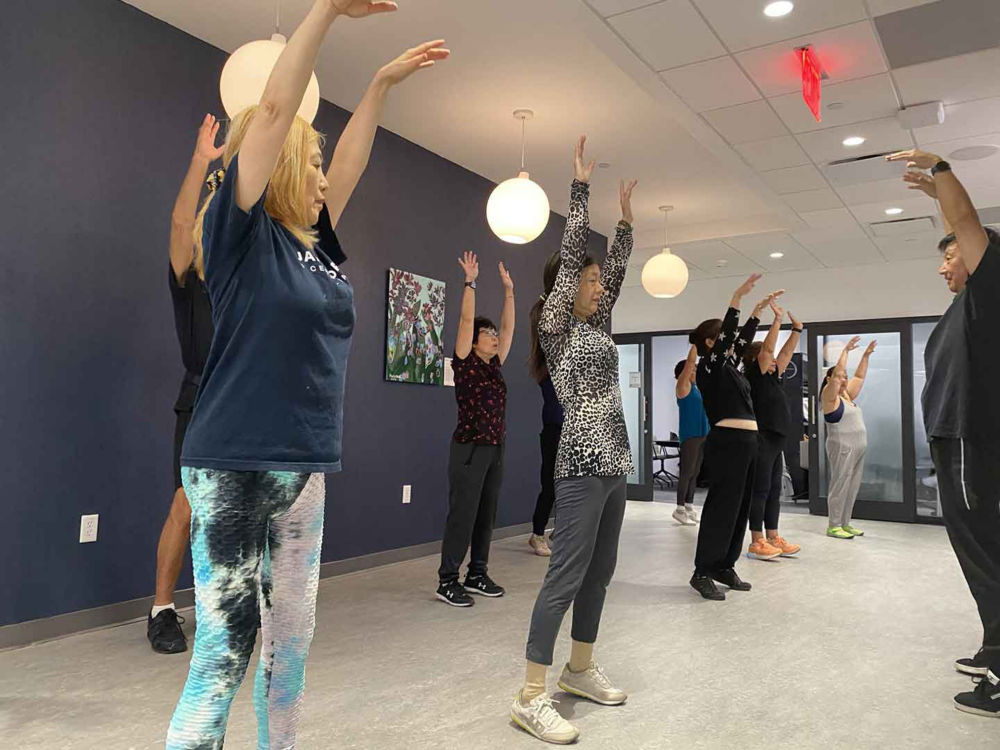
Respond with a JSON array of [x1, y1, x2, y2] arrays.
[[386, 268, 446, 385]]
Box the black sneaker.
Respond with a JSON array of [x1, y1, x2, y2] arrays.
[[711, 568, 752, 591], [956, 649, 991, 677], [954, 672, 1000, 718], [436, 580, 474, 607], [690, 573, 725, 601], [464, 573, 505, 598], [147, 609, 188, 654]]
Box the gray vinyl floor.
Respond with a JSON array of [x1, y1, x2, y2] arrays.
[[1, 502, 995, 749]]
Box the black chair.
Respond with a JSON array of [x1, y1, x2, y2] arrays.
[[653, 433, 681, 489]]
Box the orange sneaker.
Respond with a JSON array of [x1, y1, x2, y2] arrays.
[[746, 538, 782, 561], [767, 535, 800, 557]]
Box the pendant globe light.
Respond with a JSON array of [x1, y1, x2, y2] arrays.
[[487, 109, 551, 244], [641, 206, 689, 298], [220, 0, 321, 123]]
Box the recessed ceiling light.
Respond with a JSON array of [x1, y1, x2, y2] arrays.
[[885, 207, 904, 215], [764, 1, 794, 17], [715, 259, 729, 268], [598, 162, 611, 169], [842, 136, 865, 147], [949, 145, 999, 161], [770, 252, 785, 259]]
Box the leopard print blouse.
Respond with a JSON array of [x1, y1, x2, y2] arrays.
[[539, 180, 634, 479]]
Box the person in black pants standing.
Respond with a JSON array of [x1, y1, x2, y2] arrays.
[[889, 147, 1000, 717], [689, 275, 782, 600], [436, 252, 515, 607]]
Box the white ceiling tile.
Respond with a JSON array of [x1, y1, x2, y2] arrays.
[[660, 56, 761, 112], [724, 232, 823, 271], [805, 237, 886, 267], [673, 239, 762, 277], [760, 164, 829, 194], [849, 196, 941, 226], [835, 177, 914, 206], [795, 117, 913, 164], [609, 0, 726, 72], [913, 98, 1000, 146], [792, 223, 869, 248], [703, 100, 789, 143], [589, 0, 659, 16], [782, 188, 845, 212], [798, 207, 860, 230], [770, 74, 899, 134], [894, 48, 1000, 106], [874, 233, 943, 261], [919, 132, 1000, 186], [736, 21, 887, 98], [734, 135, 810, 171], [691, 0, 866, 52], [866, 0, 937, 16]]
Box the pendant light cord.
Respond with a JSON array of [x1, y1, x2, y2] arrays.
[[520, 116, 526, 171], [275, 0, 281, 34]]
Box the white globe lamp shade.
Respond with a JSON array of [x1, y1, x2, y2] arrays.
[[220, 35, 320, 123], [487, 172, 551, 244], [641, 249, 689, 298]]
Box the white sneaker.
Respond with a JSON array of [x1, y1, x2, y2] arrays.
[[672, 507, 694, 525], [557, 662, 628, 706], [529, 534, 552, 557], [685, 506, 700, 523], [511, 691, 580, 745]]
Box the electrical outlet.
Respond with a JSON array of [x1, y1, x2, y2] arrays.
[[80, 514, 99, 543], [402, 484, 412, 504]]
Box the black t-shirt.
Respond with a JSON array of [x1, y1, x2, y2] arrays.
[[923, 236, 1000, 442], [169, 266, 214, 411], [746, 366, 788, 436]]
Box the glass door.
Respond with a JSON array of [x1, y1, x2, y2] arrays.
[[614, 335, 653, 501], [807, 321, 916, 523]]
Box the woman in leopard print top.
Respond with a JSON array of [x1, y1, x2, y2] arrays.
[[510, 136, 637, 745]]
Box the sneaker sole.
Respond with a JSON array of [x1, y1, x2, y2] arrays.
[[149, 641, 188, 654], [464, 586, 504, 598], [955, 663, 990, 677], [746, 551, 782, 561], [954, 701, 1000, 718], [511, 710, 580, 744], [435, 592, 474, 607], [778, 550, 800, 557], [827, 534, 855, 539], [557, 680, 628, 706]]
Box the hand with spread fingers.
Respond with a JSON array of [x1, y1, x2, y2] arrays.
[[328, 0, 399, 19], [376, 40, 450, 86], [459, 251, 479, 283], [886, 148, 942, 171], [574, 135, 596, 184]]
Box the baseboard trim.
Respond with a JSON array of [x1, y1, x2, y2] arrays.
[[0, 522, 534, 652]]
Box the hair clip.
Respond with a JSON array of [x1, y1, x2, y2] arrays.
[[206, 168, 226, 192]]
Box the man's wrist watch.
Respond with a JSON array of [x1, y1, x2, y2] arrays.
[[931, 160, 951, 176], [464, 280, 476, 289]]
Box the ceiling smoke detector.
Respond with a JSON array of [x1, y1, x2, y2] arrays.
[[715, 259, 729, 268], [949, 145, 999, 161]]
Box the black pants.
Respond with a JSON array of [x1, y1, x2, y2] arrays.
[[694, 428, 758, 575], [930, 438, 1000, 673], [532, 423, 562, 536], [438, 439, 505, 583], [749, 430, 784, 532], [677, 436, 706, 506]]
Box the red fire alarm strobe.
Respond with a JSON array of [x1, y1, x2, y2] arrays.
[[798, 45, 822, 123]]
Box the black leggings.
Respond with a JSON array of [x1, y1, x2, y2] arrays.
[[532, 423, 562, 536], [694, 427, 757, 575], [676, 437, 705, 506], [749, 430, 784, 531]]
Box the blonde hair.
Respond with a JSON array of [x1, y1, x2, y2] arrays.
[[193, 106, 325, 278]]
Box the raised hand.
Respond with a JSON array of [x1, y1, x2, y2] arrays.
[[574, 135, 596, 184], [498, 261, 513, 291], [769, 296, 785, 320], [328, 0, 399, 19], [619, 179, 638, 225], [788, 311, 802, 329], [734, 273, 763, 299], [458, 251, 479, 282], [844, 335, 862, 352], [194, 114, 225, 163], [754, 289, 785, 316], [864, 340, 878, 357], [886, 148, 942, 171], [375, 40, 450, 86], [903, 170, 938, 199]]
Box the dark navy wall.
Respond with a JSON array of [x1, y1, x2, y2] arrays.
[[0, 0, 607, 626]]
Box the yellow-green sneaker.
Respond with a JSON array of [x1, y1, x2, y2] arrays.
[[827, 526, 855, 539], [842, 524, 864, 537]]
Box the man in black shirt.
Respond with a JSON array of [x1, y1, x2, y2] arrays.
[[889, 148, 1000, 717]]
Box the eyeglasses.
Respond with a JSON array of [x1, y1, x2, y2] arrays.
[[479, 328, 499, 338]]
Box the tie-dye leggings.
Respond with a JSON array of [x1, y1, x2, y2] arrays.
[[167, 468, 325, 750]]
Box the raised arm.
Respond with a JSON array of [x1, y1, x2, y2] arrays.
[[454, 251, 478, 359], [705, 274, 761, 368], [498, 262, 515, 364], [592, 179, 637, 328], [676, 345, 697, 399], [325, 40, 449, 228], [733, 289, 782, 363], [889, 149, 988, 274], [756, 299, 784, 374], [235, 0, 396, 213], [170, 115, 224, 282], [848, 340, 876, 400], [539, 136, 595, 336], [776, 310, 803, 376]]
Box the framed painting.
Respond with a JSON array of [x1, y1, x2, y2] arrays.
[[386, 268, 446, 385]]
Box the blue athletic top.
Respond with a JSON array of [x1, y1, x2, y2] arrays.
[[678, 385, 711, 443], [181, 155, 355, 472]]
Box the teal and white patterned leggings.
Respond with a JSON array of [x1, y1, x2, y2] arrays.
[[166, 468, 325, 750]]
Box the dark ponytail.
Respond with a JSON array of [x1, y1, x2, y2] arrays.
[[528, 250, 597, 381]]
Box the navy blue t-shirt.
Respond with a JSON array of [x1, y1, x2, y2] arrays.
[[181, 155, 355, 472]]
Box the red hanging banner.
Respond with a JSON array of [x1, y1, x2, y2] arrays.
[[799, 46, 822, 123]]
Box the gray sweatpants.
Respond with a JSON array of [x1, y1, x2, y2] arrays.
[[526, 475, 627, 666], [826, 438, 867, 527]]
